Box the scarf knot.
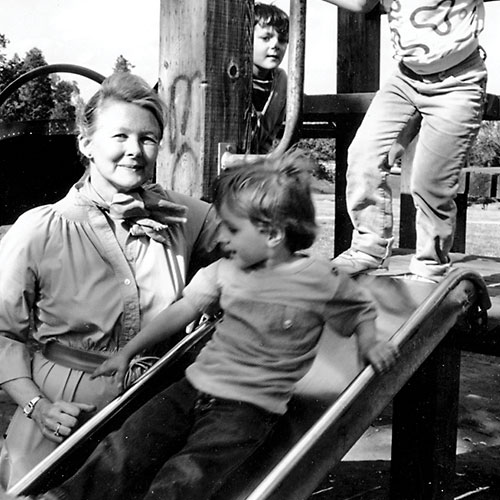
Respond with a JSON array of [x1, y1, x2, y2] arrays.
[[107, 186, 188, 244]]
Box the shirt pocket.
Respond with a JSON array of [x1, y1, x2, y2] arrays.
[[255, 303, 323, 354]]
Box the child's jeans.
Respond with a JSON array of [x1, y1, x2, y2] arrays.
[[346, 48, 487, 277], [46, 377, 279, 500]]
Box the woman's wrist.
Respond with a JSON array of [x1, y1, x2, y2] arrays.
[[22, 394, 45, 419]]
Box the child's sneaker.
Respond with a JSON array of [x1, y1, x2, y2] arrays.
[[331, 249, 388, 276]]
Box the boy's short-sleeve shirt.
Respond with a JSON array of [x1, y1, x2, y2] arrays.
[[381, 0, 484, 74], [183, 256, 376, 414]]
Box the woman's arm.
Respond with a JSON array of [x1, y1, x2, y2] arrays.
[[320, 0, 379, 13], [1, 378, 95, 444]]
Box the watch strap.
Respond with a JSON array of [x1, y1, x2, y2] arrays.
[[23, 395, 44, 419]]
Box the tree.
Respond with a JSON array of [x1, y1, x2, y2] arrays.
[[0, 38, 80, 123], [15, 48, 54, 120], [469, 121, 500, 168], [51, 77, 79, 121], [113, 54, 134, 73]]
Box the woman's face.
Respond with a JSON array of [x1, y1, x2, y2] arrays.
[[80, 100, 161, 200]]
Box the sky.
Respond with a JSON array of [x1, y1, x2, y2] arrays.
[[2, 0, 500, 99]]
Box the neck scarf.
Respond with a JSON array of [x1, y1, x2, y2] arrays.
[[87, 181, 188, 244]]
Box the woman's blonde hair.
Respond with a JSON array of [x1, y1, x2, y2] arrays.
[[77, 72, 166, 138]]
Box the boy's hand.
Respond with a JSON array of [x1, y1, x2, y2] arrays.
[[363, 340, 399, 373], [91, 354, 130, 391]]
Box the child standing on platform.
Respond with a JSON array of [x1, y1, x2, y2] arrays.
[[323, 0, 487, 280], [249, 2, 289, 153], [41, 152, 397, 500]]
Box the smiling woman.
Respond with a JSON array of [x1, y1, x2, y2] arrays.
[[78, 100, 162, 199], [0, 72, 220, 489]]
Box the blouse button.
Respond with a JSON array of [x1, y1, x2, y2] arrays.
[[124, 279, 131, 286], [283, 319, 293, 330]]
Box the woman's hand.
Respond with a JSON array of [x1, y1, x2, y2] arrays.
[[91, 354, 130, 391], [32, 398, 96, 444]]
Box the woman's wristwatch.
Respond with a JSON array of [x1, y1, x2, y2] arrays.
[[23, 395, 44, 419]]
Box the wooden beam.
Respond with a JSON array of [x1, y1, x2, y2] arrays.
[[390, 329, 461, 500], [335, 10, 381, 255], [157, 0, 252, 199]]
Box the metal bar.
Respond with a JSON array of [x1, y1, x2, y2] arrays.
[[0, 64, 105, 109]]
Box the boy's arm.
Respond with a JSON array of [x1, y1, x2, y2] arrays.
[[92, 298, 201, 383], [320, 0, 379, 13], [120, 298, 200, 360], [355, 320, 398, 373]]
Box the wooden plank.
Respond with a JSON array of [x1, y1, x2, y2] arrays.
[[337, 11, 380, 94], [156, 0, 252, 199], [303, 93, 375, 118]]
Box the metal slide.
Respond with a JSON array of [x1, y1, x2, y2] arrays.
[[8, 270, 489, 498], [7, 317, 218, 497], [213, 269, 490, 500]]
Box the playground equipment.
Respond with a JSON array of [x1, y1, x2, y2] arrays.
[[2, 1, 500, 498], [7, 269, 490, 498]]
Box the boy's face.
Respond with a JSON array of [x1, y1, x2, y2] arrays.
[[217, 202, 271, 270], [253, 23, 288, 78]]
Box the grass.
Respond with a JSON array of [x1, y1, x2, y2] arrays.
[[311, 193, 500, 260]]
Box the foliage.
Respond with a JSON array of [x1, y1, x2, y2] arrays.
[[0, 38, 79, 122], [50, 76, 80, 121], [468, 121, 500, 168], [297, 137, 336, 182], [297, 137, 336, 164], [113, 54, 134, 73]]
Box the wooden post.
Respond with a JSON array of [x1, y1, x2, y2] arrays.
[[157, 0, 252, 199], [335, 9, 380, 255], [390, 328, 461, 500]]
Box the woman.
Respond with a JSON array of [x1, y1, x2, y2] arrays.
[[0, 72, 219, 489]]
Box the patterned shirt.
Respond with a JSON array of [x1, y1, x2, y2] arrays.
[[381, 0, 484, 74]]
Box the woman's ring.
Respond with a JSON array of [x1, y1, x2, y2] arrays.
[[54, 422, 62, 437]]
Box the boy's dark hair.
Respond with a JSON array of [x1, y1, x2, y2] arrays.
[[213, 150, 317, 253], [254, 3, 289, 42]]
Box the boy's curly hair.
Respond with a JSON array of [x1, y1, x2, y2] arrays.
[[213, 150, 317, 252], [254, 3, 289, 42]]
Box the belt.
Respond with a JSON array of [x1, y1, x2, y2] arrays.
[[399, 48, 481, 83], [41, 341, 159, 388], [41, 341, 111, 373]]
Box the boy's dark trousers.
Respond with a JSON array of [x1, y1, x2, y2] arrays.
[[46, 377, 278, 500]]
